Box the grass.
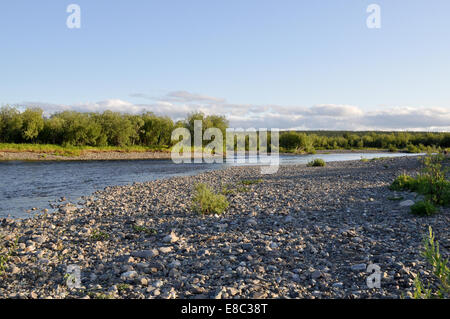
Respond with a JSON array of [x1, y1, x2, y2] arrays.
[[191, 183, 229, 215], [0, 143, 170, 157], [132, 224, 157, 236], [413, 227, 449, 299], [307, 158, 326, 167], [117, 283, 130, 292], [221, 184, 250, 195], [90, 230, 110, 241], [0, 236, 18, 276], [241, 179, 263, 185]]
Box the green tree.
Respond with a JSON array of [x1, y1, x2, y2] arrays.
[[21, 108, 45, 142], [0, 106, 23, 143]]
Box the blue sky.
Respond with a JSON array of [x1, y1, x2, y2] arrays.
[[1, 0, 449, 130]]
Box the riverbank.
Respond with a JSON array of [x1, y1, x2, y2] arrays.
[[1, 147, 399, 161], [0, 143, 172, 161], [0, 156, 448, 299], [0, 150, 173, 161]]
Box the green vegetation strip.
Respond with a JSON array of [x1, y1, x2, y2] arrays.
[[390, 154, 449, 216]]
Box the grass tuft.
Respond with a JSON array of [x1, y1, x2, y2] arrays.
[[192, 183, 229, 215], [307, 158, 326, 167]]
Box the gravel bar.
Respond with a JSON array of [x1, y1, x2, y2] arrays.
[[0, 156, 448, 299]]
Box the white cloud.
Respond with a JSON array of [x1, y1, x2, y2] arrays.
[[17, 92, 450, 132]]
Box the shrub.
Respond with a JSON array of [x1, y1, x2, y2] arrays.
[[410, 200, 437, 216], [307, 159, 326, 167], [390, 154, 449, 212], [407, 144, 420, 153], [192, 183, 229, 215], [388, 145, 398, 152], [413, 227, 449, 299], [390, 173, 417, 191]]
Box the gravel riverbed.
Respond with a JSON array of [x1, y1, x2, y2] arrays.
[[0, 156, 448, 299]]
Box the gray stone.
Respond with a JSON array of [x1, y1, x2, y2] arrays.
[[351, 264, 367, 272], [399, 200, 415, 207]]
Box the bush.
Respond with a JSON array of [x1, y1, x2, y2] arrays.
[[407, 144, 420, 153], [192, 183, 229, 215], [307, 159, 326, 167], [390, 173, 417, 191], [410, 200, 437, 216], [390, 154, 449, 211]]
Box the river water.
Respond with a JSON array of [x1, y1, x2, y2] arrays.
[[0, 152, 422, 219]]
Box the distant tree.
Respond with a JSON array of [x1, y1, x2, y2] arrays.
[[21, 108, 45, 142], [0, 106, 23, 143], [184, 112, 228, 146], [280, 132, 302, 150]]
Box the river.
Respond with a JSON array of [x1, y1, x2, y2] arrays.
[[0, 152, 422, 218]]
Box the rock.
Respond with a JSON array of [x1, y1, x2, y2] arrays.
[[10, 266, 20, 274], [284, 216, 294, 223], [158, 247, 173, 254], [168, 260, 181, 268], [399, 200, 415, 207], [332, 282, 344, 289], [246, 218, 257, 226], [163, 232, 179, 243], [311, 270, 322, 280], [228, 287, 239, 296], [140, 278, 149, 286], [120, 271, 138, 281], [351, 264, 367, 272], [131, 249, 159, 259], [60, 205, 78, 214]]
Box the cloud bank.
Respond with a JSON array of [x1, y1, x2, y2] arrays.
[[16, 91, 450, 132]]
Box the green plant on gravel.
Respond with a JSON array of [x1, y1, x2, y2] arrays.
[[192, 183, 229, 215], [132, 224, 157, 235], [87, 291, 114, 299], [390, 154, 450, 211], [307, 158, 326, 167], [413, 227, 449, 299], [410, 200, 437, 216], [390, 173, 417, 191], [241, 179, 263, 185], [0, 236, 18, 276], [221, 184, 236, 195], [90, 230, 110, 241], [117, 283, 130, 292]]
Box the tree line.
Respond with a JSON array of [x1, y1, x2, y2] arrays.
[[1, 105, 448, 151], [0, 106, 228, 148], [279, 131, 450, 153]]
